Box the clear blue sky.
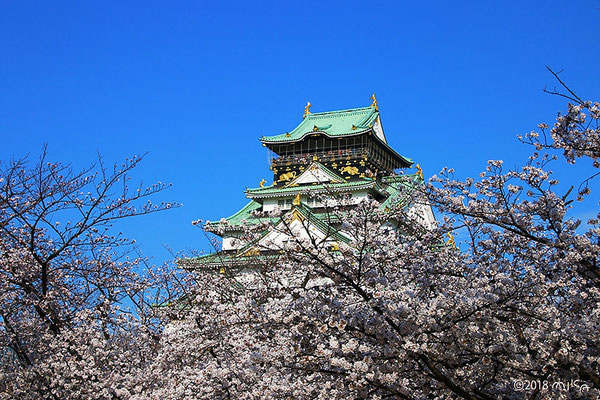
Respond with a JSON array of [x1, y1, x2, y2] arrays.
[[1, 1, 599, 262]]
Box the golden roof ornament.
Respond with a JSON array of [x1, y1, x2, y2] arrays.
[[446, 232, 457, 249], [293, 192, 301, 206], [416, 164, 424, 180], [303, 101, 312, 118], [370, 93, 379, 111], [259, 178, 266, 188]]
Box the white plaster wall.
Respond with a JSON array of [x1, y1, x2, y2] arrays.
[[260, 191, 369, 212], [372, 115, 387, 143], [263, 198, 279, 212], [222, 235, 244, 251], [408, 203, 437, 231]]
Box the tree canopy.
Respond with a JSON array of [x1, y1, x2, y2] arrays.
[[0, 89, 598, 399]]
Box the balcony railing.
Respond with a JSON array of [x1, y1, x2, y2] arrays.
[[271, 148, 368, 167], [270, 145, 400, 172]]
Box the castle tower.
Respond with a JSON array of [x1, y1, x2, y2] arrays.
[[184, 99, 435, 270]]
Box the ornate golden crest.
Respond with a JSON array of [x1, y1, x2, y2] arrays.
[[278, 171, 297, 182], [259, 179, 266, 188], [340, 166, 359, 175], [293, 193, 301, 206]]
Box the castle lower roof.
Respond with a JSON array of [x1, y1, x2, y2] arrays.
[[245, 178, 384, 199]]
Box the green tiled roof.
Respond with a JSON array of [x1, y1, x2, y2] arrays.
[[206, 174, 421, 231], [186, 202, 351, 268], [188, 173, 428, 267], [262, 106, 378, 143], [294, 203, 351, 243], [246, 178, 382, 198], [222, 200, 261, 224], [181, 252, 282, 268], [205, 200, 276, 231], [260, 105, 413, 167], [380, 173, 421, 210], [206, 200, 257, 225]]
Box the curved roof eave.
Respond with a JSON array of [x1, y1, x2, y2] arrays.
[[260, 128, 370, 144], [261, 128, 412, 167]]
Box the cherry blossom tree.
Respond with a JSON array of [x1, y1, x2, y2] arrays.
[[0, 149, 181, 399], [155, 85, 598, 398]]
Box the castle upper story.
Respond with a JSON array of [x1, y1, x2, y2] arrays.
[[260, 99, 412, 187]]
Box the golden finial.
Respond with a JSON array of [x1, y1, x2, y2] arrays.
[[352, 124, 357, 130], [446, 232, 457, 249], [330, 242, 340, 251], [259, 178, 266, 188], [313, 125, 319, 132], [415, 164, 424, 180], [303, 101, 312, 118], [370, 93, 378, 111], [219, 266, 226, 274], [293, 193, 301, 206]]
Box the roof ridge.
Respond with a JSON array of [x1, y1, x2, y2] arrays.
[[205, 200, 261, 226], [306, 106, 376, 117], [246, 178, 376, 194], [221, 200, 257, 221], [292, 203, 351, 243]]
